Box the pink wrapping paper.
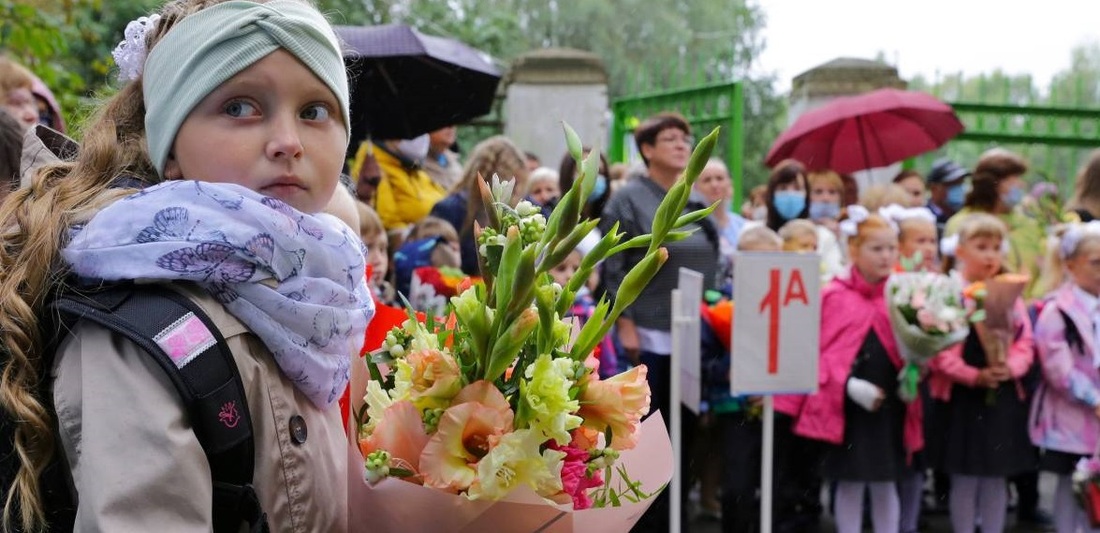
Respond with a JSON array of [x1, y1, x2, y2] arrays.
[[346, 356, 672, 532]]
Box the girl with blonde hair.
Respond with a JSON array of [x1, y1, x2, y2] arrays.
[[0, 1, 371, 530], [929, 213, 1035, 533], [430, 135, 529, 275]]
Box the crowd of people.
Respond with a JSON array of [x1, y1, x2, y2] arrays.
[[687, 143, 1100, 533], [5, 1, 1100, 532]]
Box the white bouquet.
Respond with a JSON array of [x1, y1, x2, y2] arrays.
[[886, 272, 970, 401]]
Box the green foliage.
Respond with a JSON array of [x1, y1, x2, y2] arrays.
[[0, 0, 161, 133], [909, 43, 1100, 196], [327, 0, 784, 195]]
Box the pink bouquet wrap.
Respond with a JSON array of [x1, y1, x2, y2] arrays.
[[346, 355, 672, 532]]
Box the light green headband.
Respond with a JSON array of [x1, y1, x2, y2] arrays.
[[143, 0, 350, 177]]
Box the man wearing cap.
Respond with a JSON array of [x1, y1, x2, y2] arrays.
[[926, 158, 970, 234]]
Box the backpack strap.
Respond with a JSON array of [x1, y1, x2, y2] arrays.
[[1058, 308, 1086, 356], [52, 285, 269, 533]]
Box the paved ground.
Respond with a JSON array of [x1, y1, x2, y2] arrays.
[[686, 472, 1057, 532]]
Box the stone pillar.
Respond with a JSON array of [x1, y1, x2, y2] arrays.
[[503, 48, 609, 173], [787, 58, 907, 192]]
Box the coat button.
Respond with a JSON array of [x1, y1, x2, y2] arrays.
[[289, 415, 308, 445]]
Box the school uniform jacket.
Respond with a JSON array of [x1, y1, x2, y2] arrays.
[[51, 282, 349, 532], [792, 266, 924, 457], [1030, 283, 1100, 456]]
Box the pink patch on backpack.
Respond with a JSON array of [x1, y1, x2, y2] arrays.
[[153, 312, 217, 368]]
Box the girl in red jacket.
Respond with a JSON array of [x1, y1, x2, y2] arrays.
[[795, 207, 922, 533], [928, 213, 1034, 533]]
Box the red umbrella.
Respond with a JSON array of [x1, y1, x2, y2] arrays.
[[765, 88, 964, 173]]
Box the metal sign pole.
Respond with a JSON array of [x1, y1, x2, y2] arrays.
[[761, 395, 774, 533], [669, 288, 682, 533]]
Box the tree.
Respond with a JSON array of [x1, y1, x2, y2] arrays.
[[322, 0, 784, 191]]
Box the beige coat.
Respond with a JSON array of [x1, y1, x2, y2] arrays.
[[51, 282, 349, 532]]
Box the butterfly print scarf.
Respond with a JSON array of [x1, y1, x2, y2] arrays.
[[63, 180, 374, 408]]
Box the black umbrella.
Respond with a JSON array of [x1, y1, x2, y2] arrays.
[[336, 24, 502, 141]]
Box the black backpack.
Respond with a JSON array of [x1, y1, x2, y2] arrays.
[[0, 284, 269, 532]]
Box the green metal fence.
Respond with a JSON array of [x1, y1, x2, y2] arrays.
[[912, 73, 1100, 194], [610, 81, 745, 205]]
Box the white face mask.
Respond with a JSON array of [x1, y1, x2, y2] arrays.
[[395, 134, 430, 162]]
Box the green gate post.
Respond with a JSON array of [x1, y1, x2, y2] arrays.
[[730, 82, 744, 209]]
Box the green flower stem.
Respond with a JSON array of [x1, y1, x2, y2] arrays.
[[484, 307, 539, 382], [538, 218, 601, 275]]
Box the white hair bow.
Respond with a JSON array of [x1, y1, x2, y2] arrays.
[[878, 203, 936, 224], [838, 205, 869, 237], [1059, 221, 1100, 259], [112, 14, 161, 82]]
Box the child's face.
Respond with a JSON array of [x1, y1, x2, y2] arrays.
[[957, 235, 1003, 281], [784, 233, 818, 253], [695, 163, 732, 205], [1067, 239, 1100, 296], [809, 183, 840, 205], [529, 180, 559, 206], [850, 228, 898, 284], [165, 50, 345, 214], [899, 222, 938, 271], [550, 251, 582, 287], [3, 86, 38, 132], [365, 233, 389, 284], [897, 176, 926, 207]]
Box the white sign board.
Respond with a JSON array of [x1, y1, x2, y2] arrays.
[[673, 268, 704, 414], [731, 253, 820, 396]]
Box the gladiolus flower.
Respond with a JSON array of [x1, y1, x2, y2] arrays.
[[577, 365, 651, 450], [359, 400, 429, 475], [518, 354, 582, 446], [420, 390, 514, 492], [466, 429, 564, 501], [395, 349, 463, 411], [550, 442, 603, 509]]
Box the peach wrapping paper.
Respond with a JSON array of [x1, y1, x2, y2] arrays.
[[346, 355, 672, 532], [980, 275, 1028, 364]]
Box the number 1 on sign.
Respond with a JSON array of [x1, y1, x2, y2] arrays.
[[758, 268, 809, 374]]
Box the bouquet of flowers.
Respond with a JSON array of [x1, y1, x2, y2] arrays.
[[962, 273, 1030, 404], [886, 272, 970, 402], [347, 124, 720, 532], [1074, 456, 1100, 526]]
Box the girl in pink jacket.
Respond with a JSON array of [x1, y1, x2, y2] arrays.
[[794, 209, 922, 533], [1030, 222, 1100, 533], [928, 213, 1035, 533]]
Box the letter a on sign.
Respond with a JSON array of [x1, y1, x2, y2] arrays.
[[731, 253, 820, 395]]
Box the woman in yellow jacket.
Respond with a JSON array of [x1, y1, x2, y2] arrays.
[[353, 137, 445, 231]]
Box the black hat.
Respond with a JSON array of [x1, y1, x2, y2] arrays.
[[926, 158, 970, 185]]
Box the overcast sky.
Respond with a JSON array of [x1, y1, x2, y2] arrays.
[[752, 0, 1100, 92]]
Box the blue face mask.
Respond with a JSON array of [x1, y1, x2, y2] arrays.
[[946, 183, 966, 209], [773, 190, 806, 220], [808, 201, 840, 220], [587, 174, 608, 203], [1001, 186, 1024, 208]]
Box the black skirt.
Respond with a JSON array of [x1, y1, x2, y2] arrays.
[[936, 330, 1036, 477], [1039, 449, 1085, 475], [821, 331, 906, 482]]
